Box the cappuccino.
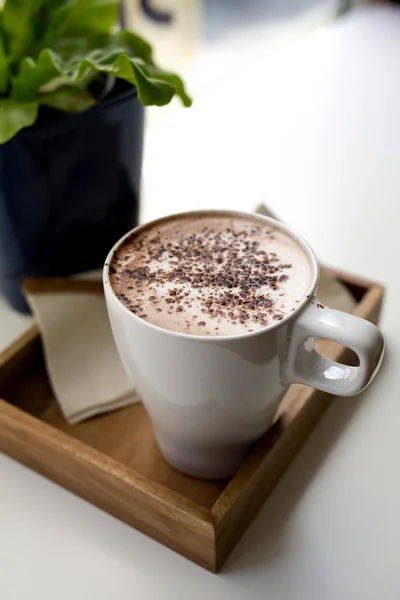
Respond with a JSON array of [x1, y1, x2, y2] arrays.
[[109, 213, 312, 336]]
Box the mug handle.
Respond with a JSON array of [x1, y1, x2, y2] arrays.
[[282, 301, 384, 396]]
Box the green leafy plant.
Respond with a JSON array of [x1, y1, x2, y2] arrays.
[[0, 0, 192, 143]]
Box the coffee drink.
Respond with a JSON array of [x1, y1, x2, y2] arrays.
[[109, 213, 312, 336], [105, 210, 383, 478]]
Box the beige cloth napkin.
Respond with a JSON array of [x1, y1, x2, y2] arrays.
[[24, 205, 356, 425], [24, 277, 138, 425]]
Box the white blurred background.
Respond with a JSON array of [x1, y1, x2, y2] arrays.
[[123, 0, 360, 109]]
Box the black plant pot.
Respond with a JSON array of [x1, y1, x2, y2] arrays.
[[0, 83, 144, 312]]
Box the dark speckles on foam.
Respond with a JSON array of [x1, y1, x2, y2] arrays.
[[110, 217, 297, 333]]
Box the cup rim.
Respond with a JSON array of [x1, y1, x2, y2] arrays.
[[103, 209, 319, 341]]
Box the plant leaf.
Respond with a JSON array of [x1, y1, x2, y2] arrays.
[[73, 43, 192, 107], [0, 98, 38, 143], [11, 47, 192, 108], [86, 31, 192, 106], [44, 0, 120, 47], [39, 85, 96, 112], [76, 53, 175, 106], [1, 0, 48, 63], [143, 64, 192, 107], [0, 32, 9, 95], [111, 30, 153, 64], [11, 49, 63, 101]]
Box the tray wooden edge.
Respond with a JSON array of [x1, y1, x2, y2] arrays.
[[23, 278, 104, 295]]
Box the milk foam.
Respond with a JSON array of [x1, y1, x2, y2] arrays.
[[109, 214, 312, 336]]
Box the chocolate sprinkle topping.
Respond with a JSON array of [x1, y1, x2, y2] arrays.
[[109, 215, 310, 335]]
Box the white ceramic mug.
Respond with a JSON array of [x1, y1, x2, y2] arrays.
[[104, 211, 384, 479]]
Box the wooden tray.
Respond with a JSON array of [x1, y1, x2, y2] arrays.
[[0, 270, 384, 572]]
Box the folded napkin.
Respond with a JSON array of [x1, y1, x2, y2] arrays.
[[24, 277, 138, 425], [23, 205, 356, 424]]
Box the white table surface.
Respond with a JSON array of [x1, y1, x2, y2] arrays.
[[1, 5, 400, 599]]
